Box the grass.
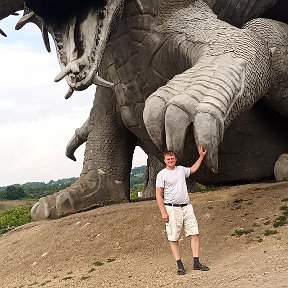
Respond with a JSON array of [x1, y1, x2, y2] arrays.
[[273, 205, 288, 228], [233, 198, 245, 204], [0, 199, 36, 214], [0, 205, 32, 235], [93, 261, 104, 266], [230, 205, 241, 210], [231, 228, 254, 237], [91, 257, 116, 269], [263, 229, 278, 236], [196, 183, 207, 192], [230, 201, 287, 240], [280, 205, 288, 212], [273, 216, 288, 228]]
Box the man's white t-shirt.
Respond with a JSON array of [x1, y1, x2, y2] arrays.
[[156, 166, 190, 205]]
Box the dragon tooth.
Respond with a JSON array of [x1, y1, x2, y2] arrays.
[[134, 0, 144, 14], [15, 11, 36, 30], [0, 29, 7, 37], [65, 87, 74, 99], [99, 10, 105, 20], [54, 64, 72, 82], [93, 75, 114, 88], [102, 9, 107, 18], [41, 24, 51, 52]]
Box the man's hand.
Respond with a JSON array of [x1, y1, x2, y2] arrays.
[[190, 145, 208, 174], [198, 145, 207, 158], [162, 212, 169, 223], [156, 187, 169, 222]]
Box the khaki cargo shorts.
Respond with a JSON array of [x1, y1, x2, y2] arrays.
[[165, 204, 199, 241]]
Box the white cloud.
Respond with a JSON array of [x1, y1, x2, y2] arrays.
[[0, 114, 86, 186], [0, 98, 14, 111], [132, 147, 147, 168]]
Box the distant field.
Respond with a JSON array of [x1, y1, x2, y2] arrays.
[[0, 199, 37, 214]]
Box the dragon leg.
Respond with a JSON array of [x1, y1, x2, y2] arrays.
[[31, 86, 136, 220], [144, 22, 273, 179]]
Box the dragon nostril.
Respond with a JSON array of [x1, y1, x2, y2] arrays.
[[70, 75, 76, 82], [71, 61, 80, 75]]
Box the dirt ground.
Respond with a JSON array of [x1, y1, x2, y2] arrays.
[[0, 182, 287, 288]]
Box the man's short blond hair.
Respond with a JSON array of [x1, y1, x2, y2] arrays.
[[163, 150, 176, 158]]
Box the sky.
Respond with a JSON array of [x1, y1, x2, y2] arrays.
[[0, 13, 147, 187]]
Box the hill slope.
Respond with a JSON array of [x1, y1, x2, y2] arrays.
[[0, 182, 287, 288]]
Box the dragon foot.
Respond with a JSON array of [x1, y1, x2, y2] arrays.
[[143, 54, 248, 173], [31, 169, 128, 220]]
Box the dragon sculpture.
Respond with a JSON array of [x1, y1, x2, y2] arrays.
[[0, 0, 287, 220]]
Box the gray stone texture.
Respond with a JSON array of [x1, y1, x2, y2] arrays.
[[274, 154, 288, 182], [0, 0, 287, 220]]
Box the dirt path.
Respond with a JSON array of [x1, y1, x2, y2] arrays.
[[0, 182, 287, 288]]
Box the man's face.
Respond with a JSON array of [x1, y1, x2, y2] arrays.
[[164, 154, 177, 169]]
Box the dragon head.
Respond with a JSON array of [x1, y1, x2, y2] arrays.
[[16, 0, 143, 98]]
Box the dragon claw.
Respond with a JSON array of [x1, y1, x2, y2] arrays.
[[144, 90, 222, 173], [56, 191, 76, 216], [193, 112, 223, 173], [143, 95, 167, 150], [31, 195, 58, 220], [165, 104, 190, 158], [165, 104, 222, 173]]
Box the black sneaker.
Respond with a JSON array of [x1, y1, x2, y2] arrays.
[[177, 268, 186, 275], [194, 263, 209, 271]]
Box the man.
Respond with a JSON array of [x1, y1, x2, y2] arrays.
[[156, 146, 209, 275]]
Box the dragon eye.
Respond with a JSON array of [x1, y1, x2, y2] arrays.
[[25, 0, 107, 20]]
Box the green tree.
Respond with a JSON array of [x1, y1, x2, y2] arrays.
[[130, 184, 144, 200], [130, 165, 146, 187], [0, 190, 5, 199], [4, 185, 26, 200]]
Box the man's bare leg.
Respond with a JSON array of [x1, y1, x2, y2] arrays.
[[190, 234, 209, 271], [170, 241, 185, 275], [191, 234, 200, 257]]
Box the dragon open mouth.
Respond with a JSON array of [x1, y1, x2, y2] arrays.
[[20, 0, 126, 98]]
